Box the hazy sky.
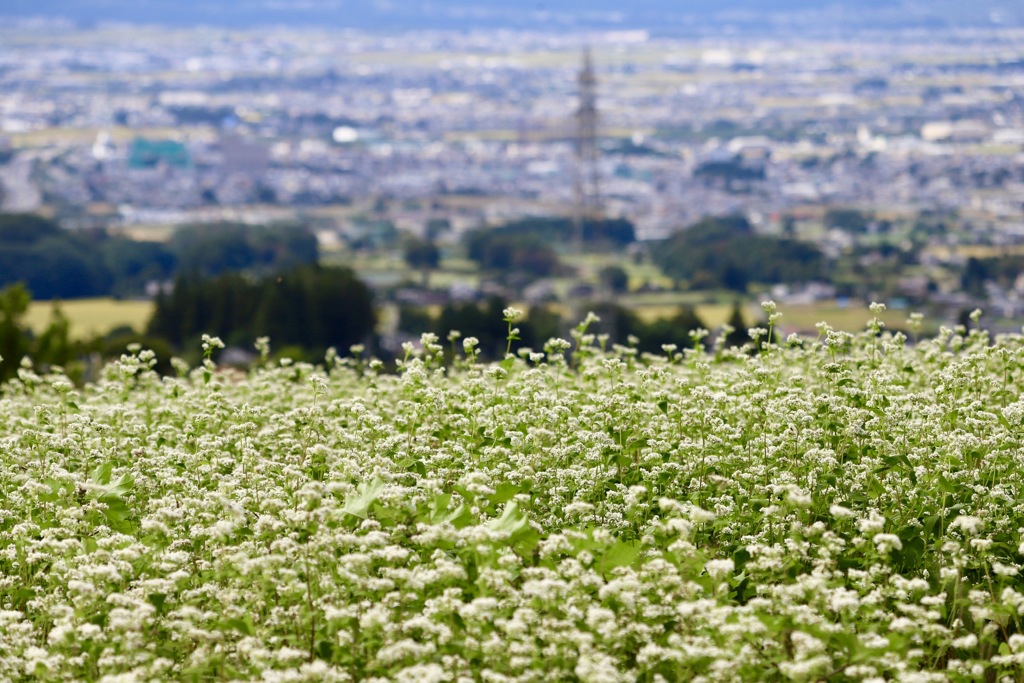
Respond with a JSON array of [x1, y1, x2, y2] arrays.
[[1, 0, 1020, 32]]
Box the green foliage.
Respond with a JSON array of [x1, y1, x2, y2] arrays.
[[402, 236, 440, 272], [0, 283, 87, 382], [170, 222, 318, 278], [693, 156, 765, 187], [463, 216, 636, 275], [432, 297, 510, 359], [147, 264, 375, 357], [959, 254, 1024, 298], [0, 214, 319, 300], [419, 301, 707, 361], [488, 216, 636, 247], [825, 207, 872, 233], [0, 212, 62, 244], [583, 302, 708, 354], [463, 229, 563, 277], [598, 264, 630, 293], [652, 215, 824, 290], [0, 283, 32, 380], [0, 213, 178, 299], [724, 300, 751, 348], [0, 215, 116, 299], [2, 310, 1023, 680], [99, 239, 177, 298]]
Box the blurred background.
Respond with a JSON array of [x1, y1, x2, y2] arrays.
[[1, 0, 1023, 376]]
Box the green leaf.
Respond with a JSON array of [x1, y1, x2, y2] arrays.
[[499, 357, 516, 372], [597, 541, 639, 575], [426, 493, 452, 522], [342, 477, 385, 520], [488, 501, 529, 535], [513, 526, 541, 559], [91, 461, 114, 486], [222, 616, 255, 637], [147, 593, 167, 613], [316, 640, 334, 661], [733, 547, 752, 572], [492, 481, 519, 505], [449, 505, 475, 529], [98, 473, 135, 501]]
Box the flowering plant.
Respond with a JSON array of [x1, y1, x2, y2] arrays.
[[1, 307, 1023, 681]]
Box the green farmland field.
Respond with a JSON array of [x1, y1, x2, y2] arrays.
[[0, 306, 1022, 681]]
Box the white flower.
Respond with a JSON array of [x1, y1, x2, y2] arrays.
[[830, 504, 855, 518], [858, 513, 886, 535], [873, 533, 902, 554], [950, 515, 984, 536], [952, 634, 978, 649], [688, 506, 716, 523], [993, 563, 1019, 577], [705, 558, 735, 579]]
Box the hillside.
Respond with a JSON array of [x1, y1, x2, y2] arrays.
[[2, 306, 1024, 679]]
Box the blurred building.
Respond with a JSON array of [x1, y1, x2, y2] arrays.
[[129, 138, 189, 169], [220, 132, 269, 175]]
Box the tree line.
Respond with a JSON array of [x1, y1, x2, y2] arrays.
[[462, 217, 636, 277], [148, 265, 375, 358], [399, 297, 759, 362], [650, 215, 824, 292], [0, 282, 176, 383], [0, 213, 318, 300]]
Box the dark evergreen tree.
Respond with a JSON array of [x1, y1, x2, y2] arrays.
[[724, 302, 751, 348], [0, 283, 31, 382], [147, 265, 375, 359]]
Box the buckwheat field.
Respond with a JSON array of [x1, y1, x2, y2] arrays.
[[4, 305, 1024, 683]]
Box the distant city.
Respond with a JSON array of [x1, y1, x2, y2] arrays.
[[2, 13, 1024, 345], [4, 23, 1023, 230]]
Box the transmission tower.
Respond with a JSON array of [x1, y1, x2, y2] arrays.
[[572, 47, 602, 250]]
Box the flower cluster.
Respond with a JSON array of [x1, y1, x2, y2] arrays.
[[1, 313, 1024, 681]]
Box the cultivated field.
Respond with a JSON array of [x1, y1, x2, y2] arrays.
[[1, 306, 1022, 681], [25, 298, 154, 341]]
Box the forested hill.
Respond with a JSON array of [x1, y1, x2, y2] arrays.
[[3, 0, 1021, 31]]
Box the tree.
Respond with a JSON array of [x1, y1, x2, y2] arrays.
[[434, 297, 508, 360], [651, 216, 824, 290], [0, 283, 31, 382], [0, 213, 177, 299], [636, 306, 708, 354], [425, 218, 451, 241], [825, 208, 871, 234], [519, 306, 563, 350], [34, 304, 73, 370], [147, 265, 375, 359], [0, 213, 62, 245], [463, 230, 562, 278], [961, 257, 988, 297], [598, 265, 630, 294], [170, 222, 318, 278], [724, 301, 751, 349], [403, 237, 440, 287]]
